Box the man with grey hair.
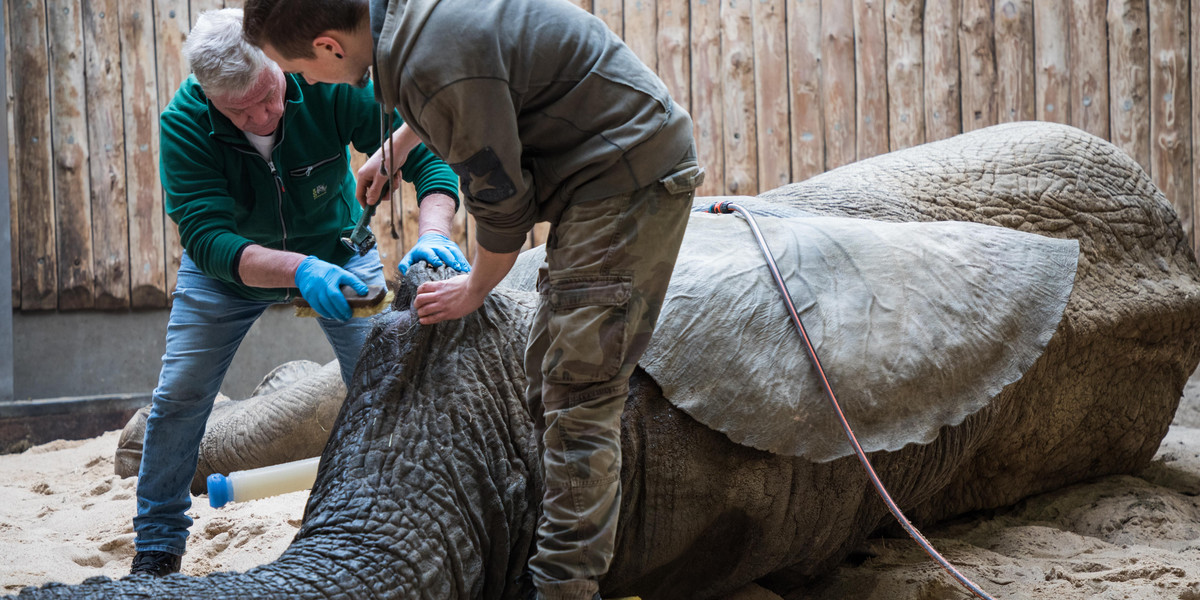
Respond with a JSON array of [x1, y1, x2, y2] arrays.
[[130, 8, 465, 577]]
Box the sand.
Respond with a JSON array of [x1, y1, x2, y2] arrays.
[[3, 378, 1200, 598]]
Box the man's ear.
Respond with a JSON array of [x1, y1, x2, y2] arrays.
[[313, 34, 346, 59]]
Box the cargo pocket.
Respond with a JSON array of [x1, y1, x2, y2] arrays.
[[544, 275, 634, 385]]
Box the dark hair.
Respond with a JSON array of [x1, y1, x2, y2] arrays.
[[243, 0, 368, 59]]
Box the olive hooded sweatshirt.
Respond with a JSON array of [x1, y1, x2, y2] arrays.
[[369, 0, 696, 253]]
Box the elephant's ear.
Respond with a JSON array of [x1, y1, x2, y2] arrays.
[[641, 212, 1079, 462]]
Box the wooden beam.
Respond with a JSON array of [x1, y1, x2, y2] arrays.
[[822, 0, 856, 169], [1069, 0, 1108, 139], [994, 0, 1035, 123], [923, 0, 960, 141], [121, 0, 167, 308], [624, 0, 657, 73], [721, 0, 757, 195], [11, 0, 57, 310], [689, 0, 723, 194], [854, 0, 888, 159], [657, 0, 690, 110], [1194, 0, 1200, 255], [3, 0, 16, 308], [156, 0, 190, 303], [594, 0, 623, 37], [1148, 0, 1192, 243], [787, 0, 823, 183], [47, 0, 95, 310], [959, 0, 997, 132], [1033, 0, 1070, 124], [885, 0, 925, 150], [1107, 0, 1150, 171], [754, 0, 789, 191], [83, 0, 131, 309]]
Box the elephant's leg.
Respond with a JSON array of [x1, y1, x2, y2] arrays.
[[715, 582, 785, 600]]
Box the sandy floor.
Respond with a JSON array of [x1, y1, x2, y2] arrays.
[[3, 378, 1200, 598]]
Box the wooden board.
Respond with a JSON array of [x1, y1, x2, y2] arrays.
[[689, 0, 723, 194], [1148, 0, 1192, 241], [922, 0, 960, 141], [10, 0, 57, 310], [4, 0, 17, 306], [753, 0, 789, 191], [821, 0, 856, 169], [721, 0, 756, 195], [400, 181, 421, 267], [156, 0, 191, 302], [567, 0, 594, 11], [853, 0, 888, 159], [787, 0, 823, 183], [190, 0, 223, 27], [1107, 0, 1150, 171], [1033, 0, 1070, 124], [594, 0, 623, 37], [656, 0, 689, 109], [1194, 0, 1200, 256], [1070, 0, 1109, 139], [121, 0, 167, 308], [452, 204, 469, 263], [83, 0, 131, 309], [958, 0, 996, 132], [47, 0, 95, 310], [223, 0, 245, 9], [885, 0, 924, 150], [624, 0, 657, 73], [994, 0, 1035, 123]]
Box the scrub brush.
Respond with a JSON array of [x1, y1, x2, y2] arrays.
[[292, 285, 393, 318]]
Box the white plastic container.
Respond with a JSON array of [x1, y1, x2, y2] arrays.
[[207, 456, 320, 508]]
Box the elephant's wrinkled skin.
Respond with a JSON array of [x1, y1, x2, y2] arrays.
[[14, 122, 1200, 600]]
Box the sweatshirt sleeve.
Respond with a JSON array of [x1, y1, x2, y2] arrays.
[[345, 83, 460, 208], [413, 78, 535, 254], [160, 107, 255, 284]]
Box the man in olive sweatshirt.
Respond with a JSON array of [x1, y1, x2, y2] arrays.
[[243, 1, 704, 598], [131, 8, 466, 578]]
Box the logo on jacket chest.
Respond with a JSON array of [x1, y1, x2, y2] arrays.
[[312, 184, 328, 200]]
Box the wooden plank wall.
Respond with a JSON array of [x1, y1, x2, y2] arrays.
[[5, 0, 1200, 311]]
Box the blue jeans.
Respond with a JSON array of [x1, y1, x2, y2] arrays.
[[133, 250, 386, 556]]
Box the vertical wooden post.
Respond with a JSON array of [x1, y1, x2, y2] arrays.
[[0, 0, 12, 399], [1107, 0, 1150, 171], [854, 0, 888, 159], [722, 0, 757, 195], [121, 0, 167, 308], [923, 0, 960, 141], [1069, 0, 1108, 139], [994, 0, 1035, 123], [190, 0, 223, 27], [657, 0, 690, 109], [624, 0, 658, 72], [885, 0, 925, 150], [11, 0, 57, 310], [400, 182, 421, 270], [83, 0, 130, 309], [156, 0, 190, 303], [690, 0, 724, 194], [594, 0, 624, 37], [4, 0, 17, 309], [787, 0, 824, 183], [959, 0, 997, 132], [1033, 0, 1071, 124], [822, 0, 856, 169], [47, 0, 95, 310], [1148, 0, 1192, 242], [1194, 0, 1200, 254], [568, 0, 594, 10], [754, 0, 790, 191], [223, 0, 245, 8]]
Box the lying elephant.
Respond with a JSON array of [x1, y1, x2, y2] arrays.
[[17, 121, 1200, 600]]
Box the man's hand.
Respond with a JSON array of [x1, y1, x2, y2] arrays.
[[399, 233, 471, 275], [294, 255, 368, 321], [413, 274, 489, 324], [355, 123, 422, 207]]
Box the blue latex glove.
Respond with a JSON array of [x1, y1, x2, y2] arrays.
[[398, 233, 471, 275], [294, 255, 369, 321]]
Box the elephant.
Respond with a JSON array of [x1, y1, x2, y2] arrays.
[[15, 122, 1200, 600]]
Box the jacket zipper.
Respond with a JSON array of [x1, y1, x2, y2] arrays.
[[288, 154, 341, 177], [230, 129, 292, 300]]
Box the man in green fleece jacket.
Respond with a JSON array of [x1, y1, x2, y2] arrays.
[[244, 1, 705, 598], [130, 8, 465, 578]]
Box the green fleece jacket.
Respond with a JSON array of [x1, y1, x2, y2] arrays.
[[369, 0, 695, 253], [159, 73, 459, 301]]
